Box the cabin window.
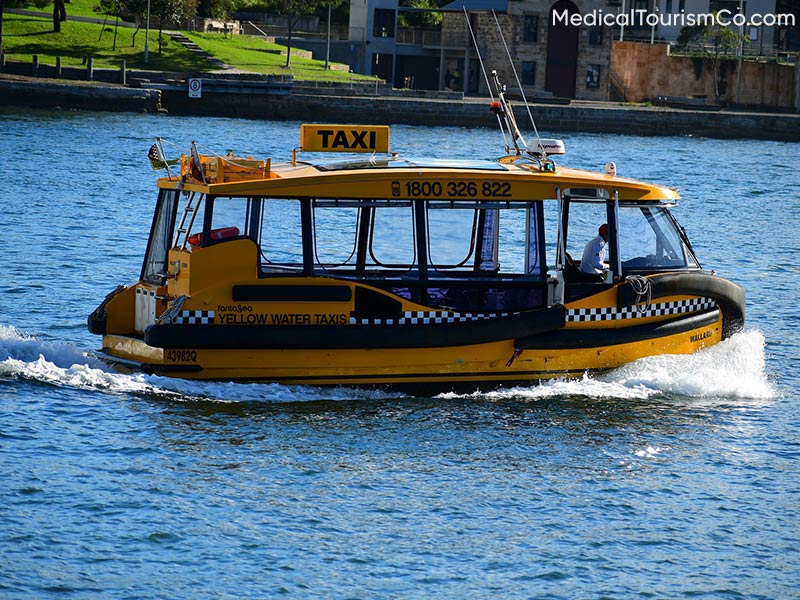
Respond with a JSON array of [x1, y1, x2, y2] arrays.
[[260, 199, 305, 271], [618, 206, 699, 270], [524, 204, 545, 276], [141, 188, 180, 284], [368, 205, 416, 269], [426, 207, 477, 271], [209, 196, 248, 240], [420, 204, 545, 277], [496, 209, 528, 274], [561, 200, 608, 268], [313, 205, 360, 269]]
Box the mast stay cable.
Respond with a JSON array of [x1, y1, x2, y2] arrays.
[[463, 7, 510, 151], [491, 9, 547, 159]]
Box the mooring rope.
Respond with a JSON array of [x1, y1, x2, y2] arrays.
[[626, 275, 652, 315]]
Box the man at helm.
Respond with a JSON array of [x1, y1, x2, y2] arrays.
[[580, 223, 609, 276]]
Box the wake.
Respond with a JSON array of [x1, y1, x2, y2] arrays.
[[0, 324, 775, 403], [442, 329, 775, 402]]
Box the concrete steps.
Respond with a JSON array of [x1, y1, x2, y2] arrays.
[[169, 32, 226, 67]]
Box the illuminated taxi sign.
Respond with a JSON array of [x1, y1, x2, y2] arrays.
[[300, 124, 390, 153]]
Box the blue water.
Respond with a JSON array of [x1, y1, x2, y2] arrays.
[[1, 108, 798, 599]]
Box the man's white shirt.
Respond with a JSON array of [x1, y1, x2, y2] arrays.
[[580, 235, 607, 275]]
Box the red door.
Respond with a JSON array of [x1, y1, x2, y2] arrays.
[[545, 0, 580, 98]]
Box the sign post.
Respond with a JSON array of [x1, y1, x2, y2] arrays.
[[188, 78, 202, 99]]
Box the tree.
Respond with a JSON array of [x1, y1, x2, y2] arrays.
[[198, 0, 239, 19], [96, 0, 125, 49], [151, 0, 197, 53], [278, 0, 318, 67], [120, 0, 150, 48], [398, 0, 442, 29], [676, 12, 749, 103], [53, 0, 67, 32], [254, 0, 323, 67]]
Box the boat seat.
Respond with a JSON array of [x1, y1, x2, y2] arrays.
[[564, 253, 603, 283]]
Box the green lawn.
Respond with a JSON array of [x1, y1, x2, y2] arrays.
[[9, 0, 108, 19], [2, 2, 379, 82], [185, 33, 376, 82], [2, 14, 209, 70]]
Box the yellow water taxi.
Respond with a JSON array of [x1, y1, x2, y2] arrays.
[[88, 87, 744, 390]]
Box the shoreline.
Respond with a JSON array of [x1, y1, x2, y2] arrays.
[[2, 73, 798, 141]]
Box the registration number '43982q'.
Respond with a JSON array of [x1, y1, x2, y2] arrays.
[[394, 181, 512, 198], [166, 349, 198, 362]]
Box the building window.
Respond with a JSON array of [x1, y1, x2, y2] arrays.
[[523, 15, 538, 43], [521, 61, 536, 85], [586, 64, 600, 88], [709, 0, 745, 14], [373, 8, 395, 38], [589, 25, 603, 46]]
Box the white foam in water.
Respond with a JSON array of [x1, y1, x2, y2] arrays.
[[438, 375, 661, 402], [141, 375, 403, 403], [0, 325, 182, 397], [440, 330, 776, 402], [1, 324, 774, 403], [0, 324, 400, 402], [604, 329, 775, 399]]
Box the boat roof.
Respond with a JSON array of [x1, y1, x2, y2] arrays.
[[158, 153, 680, 203], [154, 125, 678, 202]]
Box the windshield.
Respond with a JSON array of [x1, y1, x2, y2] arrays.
[[618, 205, 699, 271]]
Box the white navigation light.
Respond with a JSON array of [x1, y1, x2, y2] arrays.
[[530, 139, 566, 156], [605, 162, 617, 176]]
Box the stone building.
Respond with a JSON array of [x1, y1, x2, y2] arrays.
[[440, 0, 613, 100], [348, 0, 614, 100]]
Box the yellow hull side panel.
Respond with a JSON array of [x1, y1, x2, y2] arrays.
[[100, 313, 722, 385]]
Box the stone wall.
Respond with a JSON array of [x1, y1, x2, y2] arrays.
[[611, 40, 798, 110], [0, 76, 161, 113], [158, 89, 800, 141], [2, 73, 798, 141]]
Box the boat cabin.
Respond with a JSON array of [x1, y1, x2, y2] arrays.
[[142, 138, 700, 316]]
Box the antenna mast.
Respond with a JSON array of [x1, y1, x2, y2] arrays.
[[489, 69, 528, 155], [491, 9, 547, 159], [463, 8, 559, 170]]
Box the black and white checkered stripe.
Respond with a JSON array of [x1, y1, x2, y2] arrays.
[[566, 297, 716, 323], [350, 310, 511, 326], [174, 310, 215, 325]]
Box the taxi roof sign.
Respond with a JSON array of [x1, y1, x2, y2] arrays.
[[300, 124, 390, 153]]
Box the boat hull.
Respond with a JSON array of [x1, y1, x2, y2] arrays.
[[96, 309, 723, 388]]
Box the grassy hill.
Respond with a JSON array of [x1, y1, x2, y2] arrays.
[[2, 0, 375, 81], [3, 13, 208, 70]]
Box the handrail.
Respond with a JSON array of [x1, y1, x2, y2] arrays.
[[246, 20, 272, 40]]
